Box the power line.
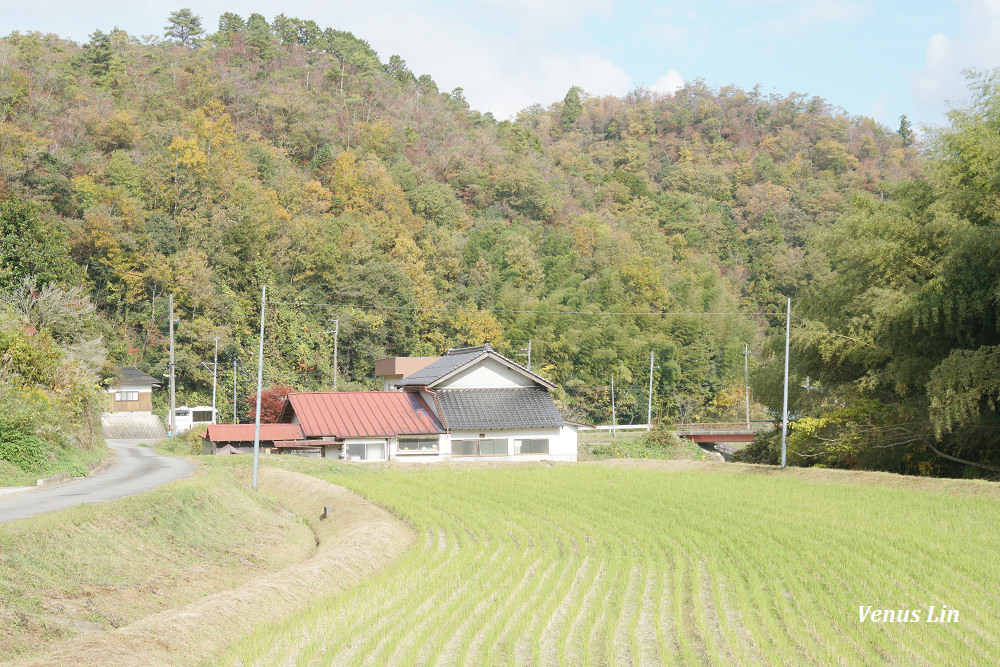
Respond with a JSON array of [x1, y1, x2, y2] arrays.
[[266, 300, 789, 318], [74, 256, 797, 321]]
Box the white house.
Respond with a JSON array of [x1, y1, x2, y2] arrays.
[[381, 344, 578, 462], [264, 345, 578, 462]]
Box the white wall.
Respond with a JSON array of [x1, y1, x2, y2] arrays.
[[444, 426, 577, 462], [319, 428, 578, 463], [437, 358, 538, 389]]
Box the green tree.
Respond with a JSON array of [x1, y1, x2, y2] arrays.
[[384, 55, 414, 84], [83, 30, 113, 78], [218, 12, 245, 33], [0, 197, 76, 290], [164, 8, 204, 47], [246, 13, 276, 62], [216, 11, 244, 46], [561, 86, 584, 131], [897, 114, 914, 147]]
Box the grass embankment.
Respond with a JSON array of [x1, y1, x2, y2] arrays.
[[0, 466, 315, 661], [580, 427, 709, 461], [216, 459, 1000, 666], [0, 443, 106, 487]]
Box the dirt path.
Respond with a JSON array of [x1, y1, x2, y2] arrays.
[[11, 468, 415, 667]]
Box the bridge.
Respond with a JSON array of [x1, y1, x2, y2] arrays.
[[671, 421, 773, 443]]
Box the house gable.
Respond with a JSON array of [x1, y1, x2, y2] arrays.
[[435, 357, 538, 389], [394, 345, 555, 391]]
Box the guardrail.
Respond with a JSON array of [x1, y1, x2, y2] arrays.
[[671, 421, 773, 435], [580, 422, 774, 434]]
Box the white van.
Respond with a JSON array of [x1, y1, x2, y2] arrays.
[[172, 405, 217, 434]]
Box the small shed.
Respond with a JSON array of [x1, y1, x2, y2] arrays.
[[200, 423, 312, 456]]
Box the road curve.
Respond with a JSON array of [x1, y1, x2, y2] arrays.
[[0, 440, 194, 524]]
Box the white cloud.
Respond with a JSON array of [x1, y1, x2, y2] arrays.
[[868, 92, 891, 123], [326, 4, 634, 119], [909, 1, 1000, 123], [475, 0, 615, 34], [530, 53, 634, 102], [648, 69, 685, 95]]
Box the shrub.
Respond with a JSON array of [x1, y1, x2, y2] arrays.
[[590, 427, 706, 460]]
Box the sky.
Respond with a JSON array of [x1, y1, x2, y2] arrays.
[[5, 0, 1000, 131]]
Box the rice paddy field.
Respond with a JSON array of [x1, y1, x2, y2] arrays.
[[215, 461, 1000, 666]]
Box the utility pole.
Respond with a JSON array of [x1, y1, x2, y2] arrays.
[[323, 320, 339, 390], [168, 294, 175, 437], [232, 357, 237, 424], [781, 297, 791, 470], [647, 351, 655, 430], [611, 375, 617, 439], [517, 340, 532, 372], [252, 285, 266, 491], [200, 337, 219, 423], [212, 337, 218, 421], [744, 343, 751, 426]]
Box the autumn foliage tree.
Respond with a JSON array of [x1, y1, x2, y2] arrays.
[[245, 385, 296, 423]]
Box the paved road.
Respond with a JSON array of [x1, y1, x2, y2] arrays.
[[0, 440, 194, 524]]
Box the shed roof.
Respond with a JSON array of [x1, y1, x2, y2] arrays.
[[204, 423, 304, 444], [435, 388, 565, 430], [284, 392, 444, 438], [114, 366, 160, 386]]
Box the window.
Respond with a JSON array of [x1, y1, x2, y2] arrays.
[[452, 439, 477, 456], [452, 438, 508, 457], [347, 442, 386, 461], [479, 439, 508, 456], [192, 410, 214, 422], [115, 391, 139, 402], [398, 437, 439, 452], [517, 438, 549, 454]]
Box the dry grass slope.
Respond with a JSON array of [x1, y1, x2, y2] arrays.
[[10, 468, 414, 667]]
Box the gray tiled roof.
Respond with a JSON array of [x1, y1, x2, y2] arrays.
[[115, 366, 160, 386], [394, 347, 489, 387], [435, 388, 564, 430]]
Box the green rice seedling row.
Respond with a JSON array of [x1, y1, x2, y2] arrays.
[[215, 464, 1000, 666]]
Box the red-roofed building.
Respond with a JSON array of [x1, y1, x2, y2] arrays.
[[278, 392, 445, 461], [199, 423, 331, 456], [201, 345, 576, 462]]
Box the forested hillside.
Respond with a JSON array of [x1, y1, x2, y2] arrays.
[[14, 11, 997, 478]]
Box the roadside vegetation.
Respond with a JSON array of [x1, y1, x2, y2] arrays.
[[0, 466, 314, 660], [213, 458, 1000, 665], [0, 275, 108, 487], [581, 427, 709, 460]]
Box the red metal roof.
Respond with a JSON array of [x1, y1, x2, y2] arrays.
[[286, 392, 444, 438], [204, 423, 304, 443]]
